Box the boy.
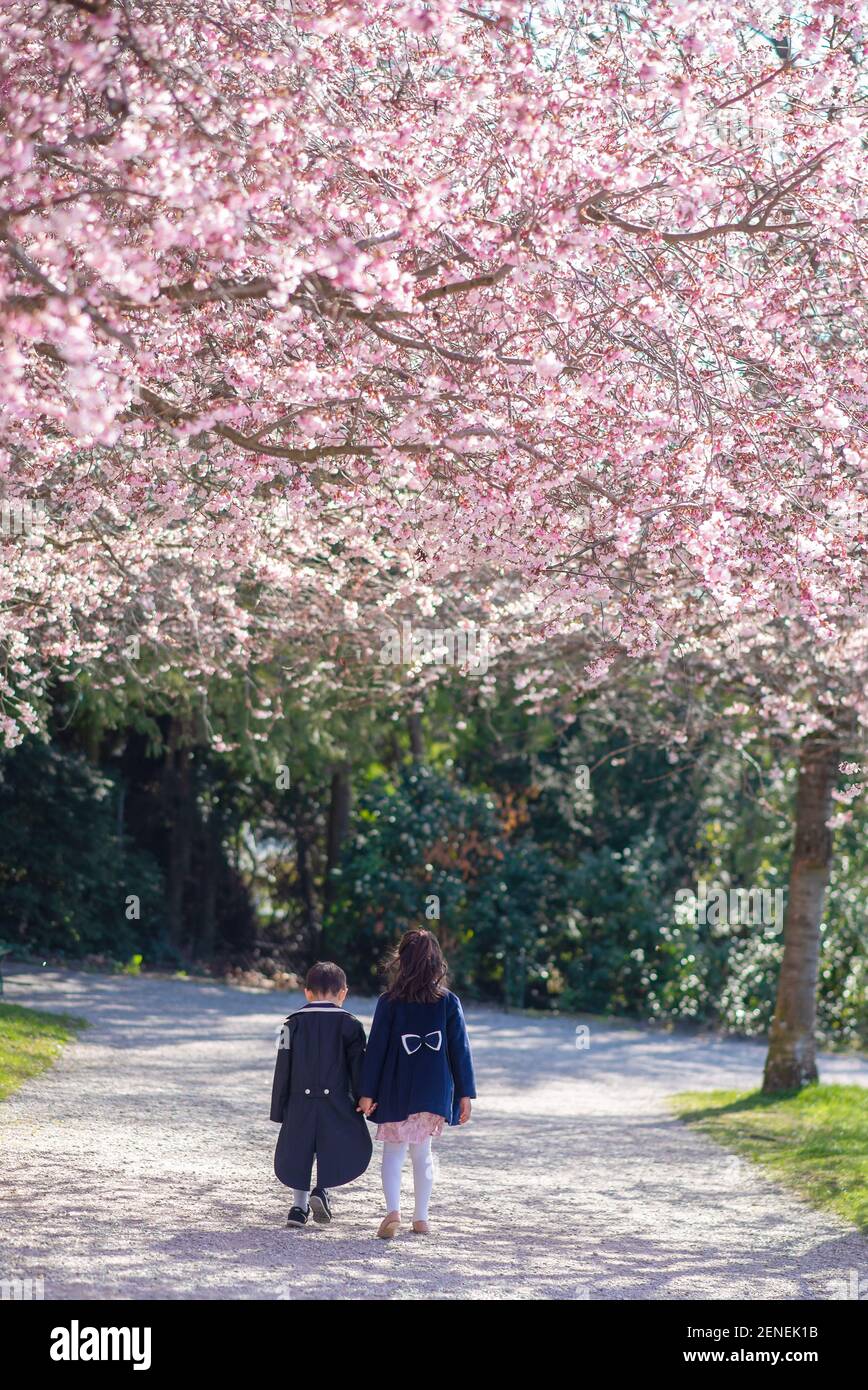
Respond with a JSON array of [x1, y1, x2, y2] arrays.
[[270, 961, 372, 1227]]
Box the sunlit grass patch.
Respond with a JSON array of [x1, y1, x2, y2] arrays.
[[0, 1001, 88, 1102], [670, 1083, 868, 1232]]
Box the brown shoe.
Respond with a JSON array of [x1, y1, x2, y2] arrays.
[[411, 1220, 430, 1235], [377, 1211, 401, 1239]]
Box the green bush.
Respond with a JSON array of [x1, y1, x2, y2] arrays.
[[323, 764, 563, 1004], [0, 739, 166, 961]]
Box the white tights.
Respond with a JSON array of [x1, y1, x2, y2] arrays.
[[381, 1138, 435, 1220]]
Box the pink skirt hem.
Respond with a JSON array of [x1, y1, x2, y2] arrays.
[[375, 1111, 446, 1143]]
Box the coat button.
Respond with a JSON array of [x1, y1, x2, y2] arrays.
[[304, 1088, 310, 1095], [324, 1088, 329, 1095]]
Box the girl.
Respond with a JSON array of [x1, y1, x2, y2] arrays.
[[357, 929, 476, 1238]]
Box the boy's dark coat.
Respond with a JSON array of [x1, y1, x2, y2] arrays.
[[270, 1001, 372, 1190]]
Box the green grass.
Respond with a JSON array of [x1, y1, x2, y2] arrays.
[[670, 1083, 868, 1231], [0, 1001, 89, 1102]]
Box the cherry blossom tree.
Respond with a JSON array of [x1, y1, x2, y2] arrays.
[[506, 589, 867, 1090], [1, 1, 867, 1076], [2, 0, 867, 745], [651, 613, 866, 1093]]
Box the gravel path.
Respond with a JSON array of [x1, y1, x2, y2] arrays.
[[1, 966, 866, 1300]]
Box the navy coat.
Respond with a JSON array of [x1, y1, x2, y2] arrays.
[[359, 990, 476, 1126], [270, 1002, 372, 1190]]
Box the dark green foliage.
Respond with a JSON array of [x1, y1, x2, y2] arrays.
[[465, 832, 565, 1009], [320, 761, 567, 1006], [557, 838, 675, 1015], [322, 764, 561, 1001], [0, 673, 863, 1044], [0, 739, 165, 960]]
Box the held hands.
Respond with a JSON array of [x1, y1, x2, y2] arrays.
[[357, 1095, 470, 1121]]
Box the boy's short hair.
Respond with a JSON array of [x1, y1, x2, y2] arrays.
[[305, 961, 347, 997]]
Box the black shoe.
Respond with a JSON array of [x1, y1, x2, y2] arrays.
[[309, 1187, 332, 1224], [286, 1205, 310, 1227]]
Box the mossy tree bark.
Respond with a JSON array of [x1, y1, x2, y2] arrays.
[[762, 731, 840, 1094]]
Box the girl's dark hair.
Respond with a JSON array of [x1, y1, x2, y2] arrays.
[[383, 929, 448, 1004]]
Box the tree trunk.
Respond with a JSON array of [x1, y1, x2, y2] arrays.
[[408, 710, 424, 760], [296, 824, 319, 960], [762, 731, 840, 1093], [323, 763, 351, 913], [162, 723, 194, 955], [197, 806, 221, 961]]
